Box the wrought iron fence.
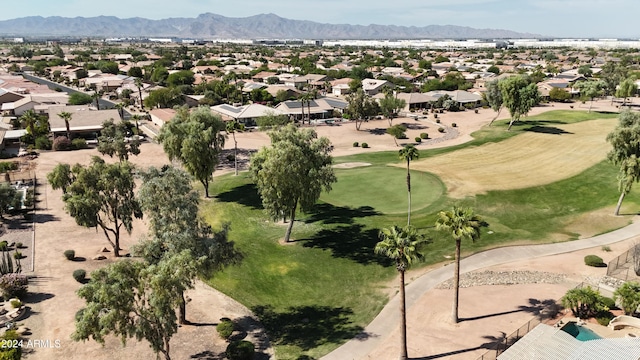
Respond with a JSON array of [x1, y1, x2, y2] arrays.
[[476, 316, 543, 360], [607, 246, 639, 282]]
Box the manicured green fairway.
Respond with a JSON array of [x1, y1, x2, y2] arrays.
[[203, 110, 639, 360], [320, 166, 445, 214]]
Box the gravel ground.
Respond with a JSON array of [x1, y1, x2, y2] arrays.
[[436, 270, 568, 289]]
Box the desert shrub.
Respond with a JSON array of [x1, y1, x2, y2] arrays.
[[451, 123, 457, 127], [601, 245, 612, 252], [217, 319, 235, 339], [226, 340, 255, 360], [0, 329, 21, 360], [584, 255, 605, 267], [226, 154, 235, 162], [0, 241, 7, 251], [361, 143, 369, 148], [596, 311, 615, 326], [0, 274, 28, 300], [438, 127, 445, 133], [0, 162, 18, 173], [435, 117, 440, 122], [15, 243, 22, 249], [12, 252, 22, 260], [72, 269, 86, 283], [601, 296, 616, 310], [35, 136, 52, 150], [352, 142, 359, 147], [71, 138, 87, 150], [64, 250, 75, 260], [420, 132, 429, 139], [9, 299, 21, 308], [52, 136, 72, 151], [415, 137, 422, 143]]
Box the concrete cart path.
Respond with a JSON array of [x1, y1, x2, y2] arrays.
[[321, 217, 640, 360]]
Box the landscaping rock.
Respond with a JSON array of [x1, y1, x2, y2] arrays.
[[436, 270, 567, 289]]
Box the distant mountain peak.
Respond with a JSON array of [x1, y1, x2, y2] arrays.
[[0, 13, 542, 39]]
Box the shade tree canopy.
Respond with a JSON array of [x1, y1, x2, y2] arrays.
[[498, 75, 540, 130], [606, 110, 640, 215], [250, 124, 336, 242], [157, 106, 226, 197]]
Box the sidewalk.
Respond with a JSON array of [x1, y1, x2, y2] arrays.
[[321, 217, 640, 360]]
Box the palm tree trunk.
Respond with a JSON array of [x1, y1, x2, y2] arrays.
[[301, 101, 305, 125], [615, 191, 626, 216], [452, 238, 461, 323], [233, 134, 238, 176], [407, 161, 411, 226], [284, 204, 297, 243], [399, 269, 408, 360], [178, 290, 187, 325]]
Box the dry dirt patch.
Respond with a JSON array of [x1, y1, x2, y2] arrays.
[[409, 119, 615, 198], [333, 162, 372, 169]]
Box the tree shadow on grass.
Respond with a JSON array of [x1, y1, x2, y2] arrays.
[[300, 224, 393, 266], [214, 183, 263, 210], [304, 203, 381, 225], [524, 125, 573, 135], [252, 305, 368, 351]]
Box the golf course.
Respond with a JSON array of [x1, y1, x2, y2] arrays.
[[203, 109, 640, 359]]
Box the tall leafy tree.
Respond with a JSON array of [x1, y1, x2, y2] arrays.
[[498, 75, 540, 130], [0, 184, 21, 219], [483, 79, 503, 126], [575, 80, 604, 113], [136, 166, 240, 324], [435, 206, 486, 323], [386, 124, 407, 147], [250, 124, 336, 242], [379, 92, 406, 126], [616, 78, 638, 106], [46, 163, 75, 194], [73, 253, 198, 360], [606, 110, 640, 215], [58, 156, 142, 257], [57, 111, 73, 140], [346, 88, 378, 131], [399, 145, 419, 226], [226, 120, 245, 176], [97, 119, 141, 162], [157, 106, 226, 197], [375, 225, 426, 360]]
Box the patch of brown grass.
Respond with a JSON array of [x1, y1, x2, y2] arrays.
[[409, 119, 615, 198]]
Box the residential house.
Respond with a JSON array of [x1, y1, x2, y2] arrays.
[[149, 108, 177, 128], [211, 103, 285, 127], [362, 78, 393, 96], [47, 105, 121, 138]]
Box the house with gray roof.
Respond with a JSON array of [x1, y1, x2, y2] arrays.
[[211, 103, 284, 127]]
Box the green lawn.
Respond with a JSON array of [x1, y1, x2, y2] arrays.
[[203, 110, 638, 359], [321, 166, 445, 214]]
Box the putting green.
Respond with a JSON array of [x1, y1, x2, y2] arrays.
[[320, 165, 445, 214]]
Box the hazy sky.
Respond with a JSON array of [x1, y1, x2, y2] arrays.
[[1, 0, 637, 38]]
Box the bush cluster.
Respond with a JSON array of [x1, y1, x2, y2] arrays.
[[216, 318, 235, 339], [226, 340, 255, 360], [420, 133, 429, 139], [352, 142, 359, 147], [438, 127, 445, 133], [0, 274, 28, 300], [415, 137, 422, 143], [451, 123, 457, 127], [584, 255, 605, 267], [71, 138, 87, 150], [35, 136, 52, 150], [0, 162, 18, 173], [73, 269, 86, 283], [53, 136, 72, 151], [361, 143, 369, 148], [64, 250, 75, 260]]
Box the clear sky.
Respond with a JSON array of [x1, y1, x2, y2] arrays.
[[1, 0, 637, 38]]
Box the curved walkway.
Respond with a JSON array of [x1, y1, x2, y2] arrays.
[[322, 217, 640, 360]]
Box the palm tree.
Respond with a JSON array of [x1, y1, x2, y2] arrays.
[[226, 120, 245, 176], [58, 111, 73, 140], [435, 206, 486, 323], [131, 114, 142, 135], [92, 91, 101, 110], [399, 145, 419, 226], [375, 225, 425, 360], [19, 110, 38, 136], [134, 78, 144, 110], [115, 102, 125, 120]]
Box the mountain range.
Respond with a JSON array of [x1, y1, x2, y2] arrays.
[[0, 13, 541, 40]]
